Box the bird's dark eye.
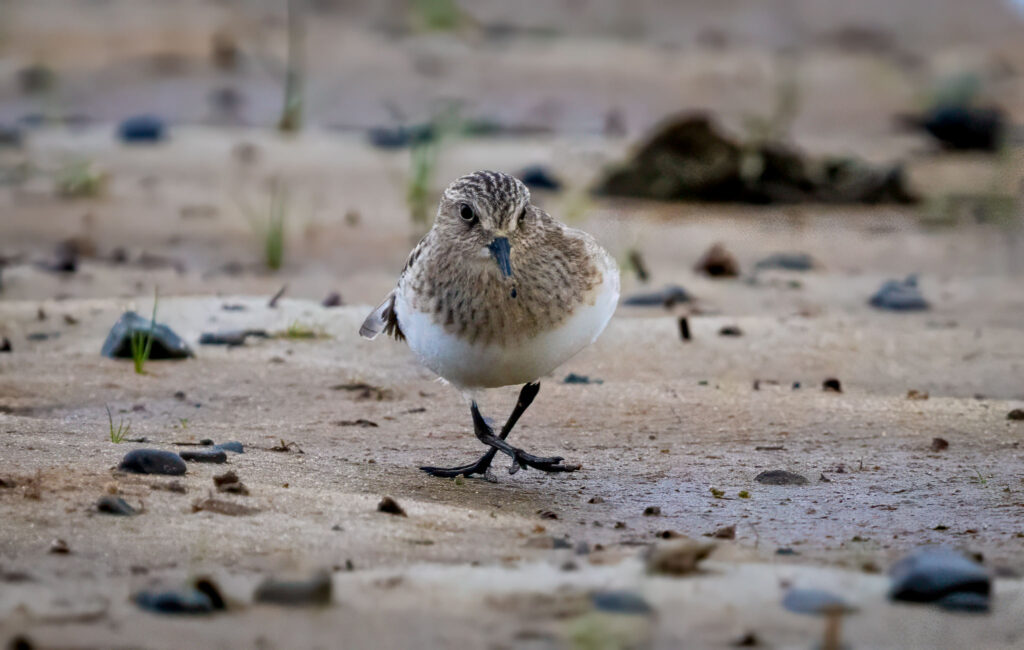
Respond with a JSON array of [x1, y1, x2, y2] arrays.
[[459, 203, 476, 223]]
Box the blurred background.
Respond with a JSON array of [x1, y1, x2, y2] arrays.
[[1, 0, 1022, 311]]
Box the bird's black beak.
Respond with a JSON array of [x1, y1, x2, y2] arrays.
[[488, 237, 513, 279]]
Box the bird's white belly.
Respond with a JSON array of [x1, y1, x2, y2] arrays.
[[395, 276, 618, 389]]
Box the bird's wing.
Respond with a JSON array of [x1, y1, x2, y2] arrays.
[[359, 233, 431, 341], [359, 290, 403, 340]]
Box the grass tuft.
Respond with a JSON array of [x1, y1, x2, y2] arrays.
[[130, 289, 158, 375], [55, 160, 108, 198], [277, 320, 328, 340], [244, 184, 289, 270], [107, 405, 131, 443]]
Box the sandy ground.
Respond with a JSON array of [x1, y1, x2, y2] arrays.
[[2, 2, 1024, 647], [1, 130, 1023, 648]]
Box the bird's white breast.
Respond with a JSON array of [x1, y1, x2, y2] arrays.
[[395, 264, 619, 389]]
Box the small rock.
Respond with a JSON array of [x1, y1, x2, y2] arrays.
[[754, 252, 816, 272], [730, 632, 761, 647], [622, 284, 690, 307], [118, 115, 166, 143], [26, 332, 59, 341], [754, 470, 809, 486], [563, 373, 603, 385], [0, 337, 11, 352], [48, 539, 70, 554], [321, 291, 343, 308], [119, 449, 187, 476], [930, 437, 949, 452], [213, 470, 249, 495], [518, 165, 562, 191], [782, 588, 856, 615], [695, 243, 739, 278], [101, 312, 193, 360], [907, 389, 929, 400], [822, 378, 842, 392], [254, 570, 332, 606], [678, 316, 691, 340], [149, 480, 187, 494], [334, 419, 379, 428], [214, 441, 244, 454], [96, 496, 136, 516], [642, 506, 661, 516], [588, 496, 605, 504], [889, 547, 990, 611], [869, 275, 930, 311], [6, 634, 34, 650], [191, 498, 258, 516], [718, 325, 742, 337], [199, 329, 269, 346], [377, 496, 407, 516], [1007, 409, 1024, 421], [134, 588, 215, 615], [711, 525, 736, 540], [179, 449, 227, 464], [591, 590, 653, 615], [645, 539, 715, 576]]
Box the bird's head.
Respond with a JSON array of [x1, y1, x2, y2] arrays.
[[434, 170, 535, 296]]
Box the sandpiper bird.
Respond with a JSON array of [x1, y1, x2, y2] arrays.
[[360, 170, 619, 477]]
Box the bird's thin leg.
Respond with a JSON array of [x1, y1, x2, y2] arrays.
[[420, 382, 577, 477]]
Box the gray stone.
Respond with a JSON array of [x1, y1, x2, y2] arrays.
[[180, 449, 227, 464], [754, 470, 809, 486], [754, 252, 816, 272], [869, 276, 930, 311], [96, 496, 136, 516], [214, 441, 244, 454], [119, 449, 187, 475], [889, 547, 990, 611], [254, 570, 332, 606], [622, 285, 691, 307], [591, 590, 653, 615], [782, 588, 855, 615], [134, 588, 214, 615], [101, 311, 193, 360]]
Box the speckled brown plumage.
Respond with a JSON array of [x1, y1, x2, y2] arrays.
[[394, 174, 605, 347]]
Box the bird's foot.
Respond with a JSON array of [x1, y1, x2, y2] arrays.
[[420, 448, 499, 479], [506, 448, 580, 475]]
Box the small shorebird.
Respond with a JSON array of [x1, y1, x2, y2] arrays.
[[360, 170, 619, 477]]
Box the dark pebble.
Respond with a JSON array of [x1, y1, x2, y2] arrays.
[[622, 284, 690, 307], [754, 470, 809, 486], [782, 588, 855, 615], [695, 243, 739, 278], [754, 252, 815, 272], [180, 449, 227, 464], [643, 506, 661, 516], [931, 437, 949, 452], [678, 316, 691, 340], [822, 378, 842, 392], [0, 337, 11, 352], [26, 332, 59, 341], [1007, 409, 1024, 421], [7, 635, 34, 650], [591, 590, 653, 615], [889, 547, 990, 611], [119, 449, 187, 475], [199, 439, 214, 446], [101, 311, 193, 360], [199, 329, 269, 346], [118, 114, 166, 143], [96, 496, 137, 516], [134, 588, 214, 615], [718, 325, 742, 337], [869, 275, 930, 311], [254, 570, 332, 606], [518, 165, 562, 191], [321, 291, 343, 308], [563, 373, 603, 385], [214, 441, 244, 454], [378, 496, 407, 516]]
